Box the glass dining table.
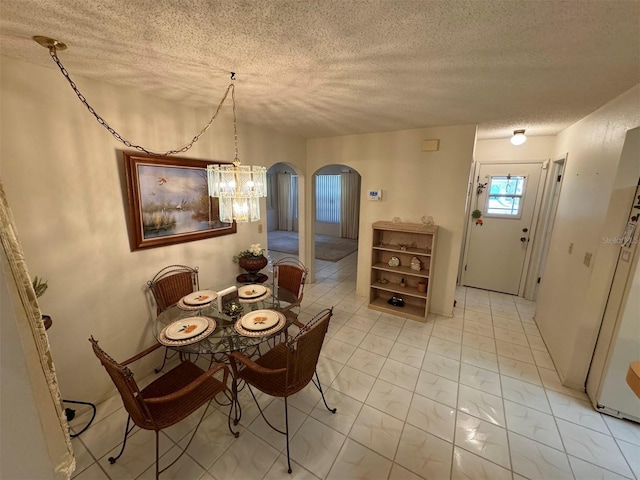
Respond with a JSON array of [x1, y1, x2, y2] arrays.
[[154, 284, 299, 358], [154, 283, 299, 424]]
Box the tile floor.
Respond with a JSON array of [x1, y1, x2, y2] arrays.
[[69, 251, 640, 480]]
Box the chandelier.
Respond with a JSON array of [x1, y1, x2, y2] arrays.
[[207, 84, 267, 223], [34, 35, 267, 223]]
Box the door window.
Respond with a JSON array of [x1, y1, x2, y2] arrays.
[[484, 175, 526, 218]]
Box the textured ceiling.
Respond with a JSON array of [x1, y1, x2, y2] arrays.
[[1, 0, 639, 140]]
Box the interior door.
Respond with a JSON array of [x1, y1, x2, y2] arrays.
[[463, 163, 543, 294]]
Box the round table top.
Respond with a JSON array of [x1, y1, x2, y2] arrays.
[[154, 286, 298, 355]]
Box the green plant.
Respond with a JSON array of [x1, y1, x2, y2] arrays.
[[32, 276, 48, 298], [233, 243, 265, 262]]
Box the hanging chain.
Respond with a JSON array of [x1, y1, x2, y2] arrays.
[[47, 46, 235, 157], [231, 79, 240, 165]]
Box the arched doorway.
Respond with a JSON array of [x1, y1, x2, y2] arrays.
[[311, 165, 362, 275], [266, 163, 301, 263]]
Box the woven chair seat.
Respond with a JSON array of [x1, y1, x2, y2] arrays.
[[140, 361, 227, 430]]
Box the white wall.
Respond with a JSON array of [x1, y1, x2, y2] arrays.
[[535, 85, 640, 389], [307, 125, 477, 317], [0, 57, 306, 402], [474, 136, 556, 163]]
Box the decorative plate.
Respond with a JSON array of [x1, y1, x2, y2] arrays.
[[182, 290, 216, 306], [158, 317, 216, 346], [388, 256, 400, 267], [234, 312, 286, 337], [239, 286, 272, 304], [239, 284, 268, 299], [240, 309, 280, 331], [163, 317, 209, 340]]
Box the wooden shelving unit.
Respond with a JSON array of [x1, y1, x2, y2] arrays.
[[369, 221, 438, 322]]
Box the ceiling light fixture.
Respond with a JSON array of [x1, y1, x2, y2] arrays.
[[206, 86, 267, 223], [510, 129, 527, 146], [35, 35, 267, 223]]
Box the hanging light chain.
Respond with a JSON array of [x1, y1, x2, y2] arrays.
[[231, 80, 240, 166], [47, 45, 235, 157]]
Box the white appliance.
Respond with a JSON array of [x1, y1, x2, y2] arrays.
[[586, 182, 640, 421]]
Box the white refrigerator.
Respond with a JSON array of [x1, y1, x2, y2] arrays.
[[587, 182, 640, 422]]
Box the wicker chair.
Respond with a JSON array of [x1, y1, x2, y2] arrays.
[[273, 257, 307, 314], [147, 264, 199, 314], [89, 337, 238, 479], [229, 308, 336, 474], [147, 264, 199, 371]]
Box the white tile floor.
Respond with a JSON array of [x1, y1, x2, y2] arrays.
[[69, 251, 640, 480]]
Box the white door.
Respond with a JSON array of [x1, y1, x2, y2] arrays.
[[463, 163, 543, 294]]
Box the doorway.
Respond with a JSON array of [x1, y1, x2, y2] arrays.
[[312, 165, 361, 264], [462, 162, 544, 294], [266, 163, 362, 269]]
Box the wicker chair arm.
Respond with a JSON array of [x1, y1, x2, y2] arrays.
[[121, 342, 163, 366], [142, 363, 230, 404], [229, 351, 287, 376]]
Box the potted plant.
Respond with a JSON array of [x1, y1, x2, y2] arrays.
[[233, 243, 268, 277], [32, 276, 52, 329], [32, 275, 48, 298]]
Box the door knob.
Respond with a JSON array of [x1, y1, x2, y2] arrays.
[[522, 228, 528, 233], [520, 237, 528, 242]]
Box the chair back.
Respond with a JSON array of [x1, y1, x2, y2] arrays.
[[274, 257, 307, 303], [147, 264, 199, 313], [89, 337, 153, 428], [285, 308, 332, 393]]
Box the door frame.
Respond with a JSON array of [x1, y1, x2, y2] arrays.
[[459, 160, 549, 296], [523, 155, 568, 300]]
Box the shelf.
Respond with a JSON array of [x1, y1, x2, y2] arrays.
[[372, 221, 438, 235], [369, 221, 438, 323], [369, 297, 426, 322], [370, 283, 427, 299], [371, 262, 429, 278], [372, 245, 432, 257]]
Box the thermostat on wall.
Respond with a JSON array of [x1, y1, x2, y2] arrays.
[[368, 189, 382, 201]]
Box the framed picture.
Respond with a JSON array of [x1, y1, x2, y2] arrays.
[[124, 151, 236, 251]]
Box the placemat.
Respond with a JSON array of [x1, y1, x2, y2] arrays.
[[158, 317, 216, 346], [177, 297, 217, 311]]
